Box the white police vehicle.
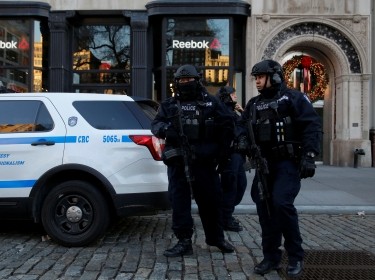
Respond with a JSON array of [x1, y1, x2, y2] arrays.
[[0, 93, 168, 246]]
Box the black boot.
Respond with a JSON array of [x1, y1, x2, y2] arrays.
[[224, 217, 243, 232], [164, 238, 193, 257], [206, 240, 235, 253], [254, 259, 281, 275], [287, 260, 304, 277]]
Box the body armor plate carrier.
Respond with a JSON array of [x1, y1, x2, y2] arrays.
[[252, 98, 300, 160]]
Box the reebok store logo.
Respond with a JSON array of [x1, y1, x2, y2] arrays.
[[173, 40, 209, 49], [0, 40, 17, 49], [172, 38, 221, 49]]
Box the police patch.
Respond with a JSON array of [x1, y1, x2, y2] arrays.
[[68, 116, 78, 127], [181, 104, 196, 111]]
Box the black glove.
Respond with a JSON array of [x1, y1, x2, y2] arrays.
[[165, 126, 180, 145], [217, 159, 231, 174], [217, 147, 231, 169], [300, 155, 316, 179], [248, 145, 261, 159], [236, 135, 249, 154]]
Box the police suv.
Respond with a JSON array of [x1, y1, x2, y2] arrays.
[[0, 93, 168, 246]]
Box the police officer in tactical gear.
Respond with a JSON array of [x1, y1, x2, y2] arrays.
[[216, 86, 247, 232], [242, 59, 322, 277], [151, 64, 235, 257]]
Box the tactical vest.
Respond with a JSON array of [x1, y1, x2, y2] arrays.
[[179, 100, 215, 141], [252, 97, 300, 159]]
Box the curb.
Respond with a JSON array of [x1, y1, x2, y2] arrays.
[[191, 204, 375, 215]]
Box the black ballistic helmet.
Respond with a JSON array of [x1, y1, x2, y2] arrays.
[[174, 64, 200, 81], [251, 59, 283, 85], [217, 86, 235, 101], [217, 86, 236, 107], [218, 86, 235, 96]]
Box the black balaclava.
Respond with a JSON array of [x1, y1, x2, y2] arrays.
[[176, 80, 199, 101], [174, 64, 201, 101]]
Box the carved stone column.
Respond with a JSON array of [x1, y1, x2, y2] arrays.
[[123, 11, 149, 98], [48, 11, 74, 92], [332, 74, 371, 167]]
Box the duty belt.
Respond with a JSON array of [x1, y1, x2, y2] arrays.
[[270, 143, 301, 160]]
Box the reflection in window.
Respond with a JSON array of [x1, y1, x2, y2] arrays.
[[0, 19, 46, 92], [33, 21, 45, 92], [72, 25, 131, 94], [166, 18, 229, 67], [0, 69, 29, 93], [0, 101, 53, 133], [165, 18, 230, 96]]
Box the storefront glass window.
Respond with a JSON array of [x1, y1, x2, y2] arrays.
[[165, 18, 230, 95], [33, 20, 44, 92], [72, 24, 131, 94], [0, 19, 37, 92], [166, 18, 229, 66]]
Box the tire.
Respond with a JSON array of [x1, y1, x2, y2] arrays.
[[41, 180, 110, 247]]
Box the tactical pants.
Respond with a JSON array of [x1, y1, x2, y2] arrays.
[[251, 159, 304, 263], [221, 152, 247, 224], [167, 161, 224, 244]]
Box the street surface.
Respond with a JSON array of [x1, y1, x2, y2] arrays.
[[1, 165, 375, 279]]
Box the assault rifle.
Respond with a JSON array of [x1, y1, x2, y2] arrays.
[[174, 101, 195, 198], [247, 105, 271, 216]]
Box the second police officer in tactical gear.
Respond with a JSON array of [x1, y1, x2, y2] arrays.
[[216, 86, 248, 232], [242, 59, 322, 277], [151, 64, 235, 257]]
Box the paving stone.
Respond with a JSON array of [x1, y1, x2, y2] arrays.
[[0, 268, 13, 279], [64, 265, 83, 277], [0, 214, 374, 279], [80, 271, 100, 280]]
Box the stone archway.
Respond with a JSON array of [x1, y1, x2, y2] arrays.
[[277, 37, 347, 165], [254, 19, 371, 166]]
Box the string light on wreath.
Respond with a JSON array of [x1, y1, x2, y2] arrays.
[[282, 55, 328, 102]]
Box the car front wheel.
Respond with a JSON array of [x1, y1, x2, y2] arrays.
[[41, 180, 110, 247]]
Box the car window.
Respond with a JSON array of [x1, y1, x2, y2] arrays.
[[73, 101, 143, 130], [0, 100, 54, 133], [136, 102, 158, 120]]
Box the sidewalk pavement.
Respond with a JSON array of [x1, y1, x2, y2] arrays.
[[194, 164, 375, 215]]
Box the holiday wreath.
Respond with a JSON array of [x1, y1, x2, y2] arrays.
[[282, 56, 328, 102]]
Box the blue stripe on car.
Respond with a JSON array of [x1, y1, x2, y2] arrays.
[[0, 180, 35, 188], [0, 136, 77, 145], [122, 135, 132, 142]]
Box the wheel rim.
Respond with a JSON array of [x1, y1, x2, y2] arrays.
[[54, 194, 94, 235]]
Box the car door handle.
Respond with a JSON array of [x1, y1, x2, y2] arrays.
[[31, 141, 56, 146]]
